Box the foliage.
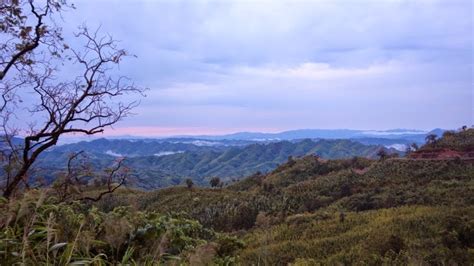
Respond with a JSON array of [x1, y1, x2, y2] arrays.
[[210, 177, 221, 188], [185, 178, 194, 189], [35, 139, 397, 189], [418, 128, 473, 152], [0, 190, 241, 265], [240, 206, 474, 265], [2, 126, 472, 264]]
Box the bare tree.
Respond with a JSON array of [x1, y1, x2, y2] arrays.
[[1, 0, 69, 111], [52, 151, 129, 202], [0, 1, 145, 198]]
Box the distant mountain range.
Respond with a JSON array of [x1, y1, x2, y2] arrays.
[[8, 127, 449, 190], [36, 138, 400, 189], [178, 128, 430, 141], [52, 128, 447, 146]]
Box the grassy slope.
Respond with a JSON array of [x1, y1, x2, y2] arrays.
[[419, 128, 474, 152], [93, 129, 474, 264], [36, 139, 395, 190], [241, 206, 474, 265], [130, 157, 473, 222]]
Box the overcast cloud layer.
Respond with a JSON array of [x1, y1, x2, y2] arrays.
[[62, 0, 472, 136]]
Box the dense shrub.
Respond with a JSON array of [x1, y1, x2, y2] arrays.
[[0, 190, 242, 265]]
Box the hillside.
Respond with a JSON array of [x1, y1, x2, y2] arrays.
[[89, 129, 474, 264], [241, 206, 473, 264], [36, 139, 397, 189], [48, 138, 256, 156], [1, 129, 473, 264], [410, 128, 474, 159], [120, 155, 473, 231]]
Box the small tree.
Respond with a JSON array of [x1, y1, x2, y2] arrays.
[[210, 177, 220, 188], [377, 148, 388, 160], [53, 151, 130, 202], [425, 134, 438, 145], [185, 178, 194, 189], [405, 145, 412, 155], [287, 155, 296, 166], [339, 212, 345, 223]]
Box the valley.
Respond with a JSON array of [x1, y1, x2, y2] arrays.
[[36, 136, 404, 189]]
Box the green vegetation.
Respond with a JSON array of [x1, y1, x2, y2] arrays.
[[37, 139, 398, 189], [1, 129, 473, 264], [115, 155, 472, 233], [241, 206, 473, 265], [419, 128, 474, 152], [0, 190, 242, 265]]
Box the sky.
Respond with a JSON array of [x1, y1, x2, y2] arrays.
[[59, 0, 472, 136]]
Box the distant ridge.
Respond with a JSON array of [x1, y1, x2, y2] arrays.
[[174, 128, 437, 143], [52, 128, 449, 145], [36, 138, 399, 189]]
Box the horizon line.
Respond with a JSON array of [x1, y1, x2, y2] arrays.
[[51, 126, 450, 139]]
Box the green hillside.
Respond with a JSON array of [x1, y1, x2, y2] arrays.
[[37, 139, 396, 189], [1, 129, 473, 264], [241, 206, 473, 265], [420, 128, 474, 152], [114, 155, 472, 232], [89, 129, 474, 264]]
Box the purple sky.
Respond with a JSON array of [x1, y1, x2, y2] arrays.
[[56, 0, 473, 136]]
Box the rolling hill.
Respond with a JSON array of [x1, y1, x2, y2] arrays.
[[2, 129, 472, 264], [87, 129, 474, 264], [36, 139, 398, 189]]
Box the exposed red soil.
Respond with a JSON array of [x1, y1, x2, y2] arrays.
[[409, 148, 474, 159]]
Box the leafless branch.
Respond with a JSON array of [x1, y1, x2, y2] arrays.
[[1, 25, 145, 198], [79, 158, 128, 202], [52, 152, 129, 203]]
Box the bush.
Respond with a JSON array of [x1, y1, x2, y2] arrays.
[[0, 190, 242, 265]]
